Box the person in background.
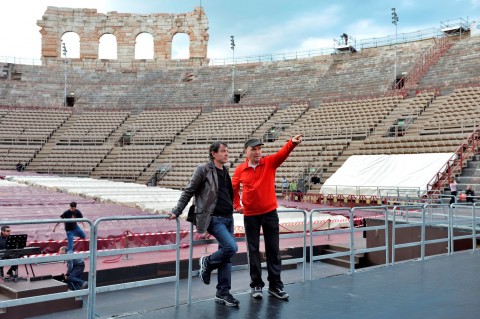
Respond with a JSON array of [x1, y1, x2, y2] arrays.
[[167, 141, 239, 307], [449, 177, 457, 205], [53, 202, 87, 252], [0, 225, 18, 278], [58, 246, 87, 290], [16, 161, 24, 172], [281, 177, 289, 194], [232, 134, 303, 300], [289, 180, 297, 193], [465, 185, 475, 203]]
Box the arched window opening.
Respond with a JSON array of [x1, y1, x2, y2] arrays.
[[171, 33, 190, 59], [135, 33, 154, 59], [60, 32, 80, 58], [98, 34, 117, 60]]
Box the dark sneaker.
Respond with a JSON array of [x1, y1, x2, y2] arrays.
[[215, 293, 240, 307], [199, 256, 210, 285], [251, 286, 263, 299], [268, 287, 289, 299]]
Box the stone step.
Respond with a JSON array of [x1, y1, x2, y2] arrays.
[[462, 168, 480, 176], [0, 279, 82, 319], [466, 161, 480, 169]]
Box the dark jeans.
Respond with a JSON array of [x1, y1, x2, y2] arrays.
[[244, 209, 284, 290], [68, 261, 85, 290], [206, 216, 238, 296], [0, 264, 18, 277], [450, 191, 457, 205]]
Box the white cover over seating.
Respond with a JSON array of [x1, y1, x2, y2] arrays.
[[321, 153, 455, 196]]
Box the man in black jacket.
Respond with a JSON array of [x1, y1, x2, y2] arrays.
[[0, 225, 18, 278], [167, 141, 239, 307]]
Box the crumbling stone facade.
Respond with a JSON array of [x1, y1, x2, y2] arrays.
[[37, 6, 209, 67]]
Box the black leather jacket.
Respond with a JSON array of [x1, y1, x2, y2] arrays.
[[0, 235, 6, 250], [171, 161, 233, 233]]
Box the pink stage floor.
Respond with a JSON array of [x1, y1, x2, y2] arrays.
[[0, 170, 192, 253]]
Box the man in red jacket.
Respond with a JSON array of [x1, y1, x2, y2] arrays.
[[232, 134, 303, 300]]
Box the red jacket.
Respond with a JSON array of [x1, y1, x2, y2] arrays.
[[232, 140, 297, 216]]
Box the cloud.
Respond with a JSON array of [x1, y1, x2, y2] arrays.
[[214, 5, 343, 58], [0, 1, 113, 59]]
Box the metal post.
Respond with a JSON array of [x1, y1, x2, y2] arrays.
[[391, 8, 399, 88], [62, 42, 67, 107], [230, 36, 235, 102]]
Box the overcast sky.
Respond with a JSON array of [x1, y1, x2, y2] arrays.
[[0, 0, 478, 62]]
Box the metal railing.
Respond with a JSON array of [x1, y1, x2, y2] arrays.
[[87, 215, 181, 319], [1, 204, 478, 317], [186, 208, 308, 304], [0, 216, 180, 319], [450, 203, 480, 253], [309, 206, 389, 279], [391, 204, 450, 264]]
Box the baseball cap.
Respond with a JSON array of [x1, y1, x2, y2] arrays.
[[244, 138, 264, 149]]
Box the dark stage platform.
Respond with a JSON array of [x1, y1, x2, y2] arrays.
[[94, 251, 480, 319]]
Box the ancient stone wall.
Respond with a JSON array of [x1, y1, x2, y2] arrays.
[[37, 6, 209, 68]]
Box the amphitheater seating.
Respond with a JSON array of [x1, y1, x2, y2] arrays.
[[102, 145, 165, 181], [273, 102, 310, 125], [36, 145, 112, 176], [0, 145, 41, 170], [185, 105, 276, 143], [255, 139, 350, 189], [420, 86, 480, 135], [290, 96, 402, 140], [59, 111, 129, 145], [354, 133, 468, 155], [156, 143, 244, 189], [0, 107, 71, 144], [400, 91, 436, 117], [418, 35, 480, 90], [369, 91, 437, 138], [0, 35, 472, 110], [1, 32, 480, 195], [130, 108, 200, 145]]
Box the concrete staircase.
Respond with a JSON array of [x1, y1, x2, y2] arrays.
[[320, 244, 367, 269], [456, 154, 480, 194]]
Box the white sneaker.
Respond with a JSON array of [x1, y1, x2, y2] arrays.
[[251, 286, 263, 299]]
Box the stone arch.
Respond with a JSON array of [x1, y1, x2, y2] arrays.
[[98, 33, 118, 59], [61, 32, 80, 58], [96, 28, 121, 60], [131, 26, 158, 60], [37, 6, 209, 66], [135, 33, 154, 60], [171, 33, 190, 59]]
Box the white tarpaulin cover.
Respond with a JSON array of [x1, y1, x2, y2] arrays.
[[321, 153, 455, 196], [5, 175, 347, 233]]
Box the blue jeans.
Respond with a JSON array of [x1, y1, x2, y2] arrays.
[[205, 216, 238, 296], [66, 225, 86, 252]]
